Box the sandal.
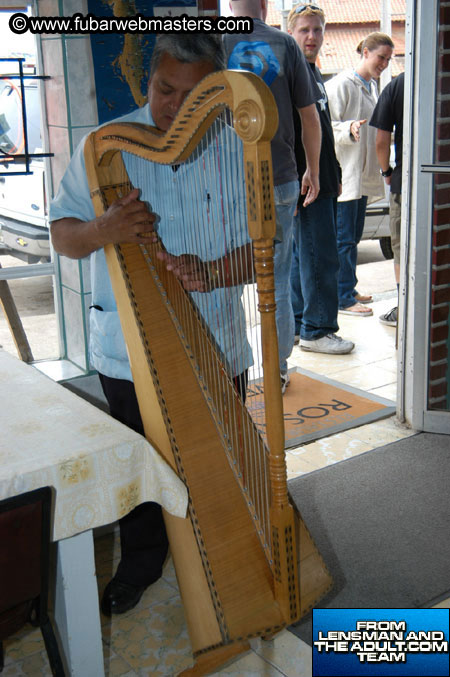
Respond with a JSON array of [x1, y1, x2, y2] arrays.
[[339, 303, 373, 316]]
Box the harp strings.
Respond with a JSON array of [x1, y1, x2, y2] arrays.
[[121, 114, 273, 553], [192, 118, 270, 541]]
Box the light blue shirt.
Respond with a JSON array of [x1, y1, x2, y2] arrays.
[[353, 70, 373, 93], [50, 105, 253, 381]]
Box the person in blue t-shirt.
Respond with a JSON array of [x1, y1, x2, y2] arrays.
[[224, 0, 322, 392]]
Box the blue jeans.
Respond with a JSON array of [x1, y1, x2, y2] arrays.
[[336, 196, 368, 308], [291, 197, 340, 340], [273, 180, 300, 373]]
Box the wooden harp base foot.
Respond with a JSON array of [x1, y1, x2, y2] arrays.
[[179, 641, 251, 676]]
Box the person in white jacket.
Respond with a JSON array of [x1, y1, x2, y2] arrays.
[[326, 32, 394, 316]]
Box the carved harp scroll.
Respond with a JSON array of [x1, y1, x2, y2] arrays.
[[84, 70, 304, 673]]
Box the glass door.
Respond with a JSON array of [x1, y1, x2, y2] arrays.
[[400, 0, 450, 433]]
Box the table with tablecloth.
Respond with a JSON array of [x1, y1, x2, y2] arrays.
[[0, 349, 188, 675]]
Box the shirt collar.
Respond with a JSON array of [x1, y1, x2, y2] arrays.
[[353, 71, 372, 92]]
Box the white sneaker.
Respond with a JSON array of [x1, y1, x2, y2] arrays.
[[300, 333, 355, 355], [280, 371, 290, 394]]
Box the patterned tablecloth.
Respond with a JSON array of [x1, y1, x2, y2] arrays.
[[0, 350, 188, 541]]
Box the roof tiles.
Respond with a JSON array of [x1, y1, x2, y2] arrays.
[[267, 0, 406, 25], [318, 0, 406, 24]]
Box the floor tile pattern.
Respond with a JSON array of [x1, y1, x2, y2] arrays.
[[3, 297, 445, 676]]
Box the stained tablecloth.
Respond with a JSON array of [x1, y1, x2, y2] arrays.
[[0, 350, 188, 540]]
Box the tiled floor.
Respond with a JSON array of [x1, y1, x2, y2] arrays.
[[2, 293, 449, 676]]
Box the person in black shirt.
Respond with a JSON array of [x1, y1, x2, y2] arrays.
[[288, 3, 354, 354], [370, 72, 405, 327]]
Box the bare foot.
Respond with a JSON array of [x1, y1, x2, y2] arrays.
[[354, 292, 373, 304]]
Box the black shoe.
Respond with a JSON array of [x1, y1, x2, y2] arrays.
[[101, 578, 147, 616]]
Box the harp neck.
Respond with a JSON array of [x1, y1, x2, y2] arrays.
[[94, 70, 278, 167]]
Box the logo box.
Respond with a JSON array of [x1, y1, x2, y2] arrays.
[[312, 608, 449, 677]]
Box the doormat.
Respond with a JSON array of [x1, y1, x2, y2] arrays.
[[287, 432, 450, 645], [246, 367, 395, 448]]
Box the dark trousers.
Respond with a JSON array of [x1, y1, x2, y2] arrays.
[[99, 373, 169, 587], [99, 369, 248, 586], [336, 196, 368, 309], [291, 198, 340, 340]]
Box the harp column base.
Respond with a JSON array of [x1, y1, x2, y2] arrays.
[[179, 641, 251, 676]]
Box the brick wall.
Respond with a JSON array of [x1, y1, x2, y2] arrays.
[[197, 0, 219, 15], [429, 0, 450, 409]]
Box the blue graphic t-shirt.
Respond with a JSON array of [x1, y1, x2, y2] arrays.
[[227, 40, 281, 87], [224, 19, 320, 185]]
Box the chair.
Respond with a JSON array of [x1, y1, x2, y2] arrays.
[[0, 487, 65, 675]]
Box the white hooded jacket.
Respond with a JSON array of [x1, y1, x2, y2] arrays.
[[325, 69, 385, 203]]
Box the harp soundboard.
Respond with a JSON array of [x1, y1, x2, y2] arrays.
[[84, 69, 332, 676]]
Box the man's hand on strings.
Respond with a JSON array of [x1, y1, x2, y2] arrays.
[[50, 188, 158, 259], [96, 188, 157, 245], [158, 244, 253, 291], [157, 252, 212, 292]]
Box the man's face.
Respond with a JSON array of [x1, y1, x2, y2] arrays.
[[290, 14, 324, 63], [148, 53, 215, 131]]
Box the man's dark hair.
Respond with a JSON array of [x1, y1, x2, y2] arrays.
[[149, 35, 226, 78]]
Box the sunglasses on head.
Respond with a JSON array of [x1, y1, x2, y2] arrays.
[[294, 3, 322, 13]]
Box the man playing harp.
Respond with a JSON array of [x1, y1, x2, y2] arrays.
[[50, 36, 253, 618]]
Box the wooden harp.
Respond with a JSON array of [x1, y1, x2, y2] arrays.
[[84, 70, 332, 675]]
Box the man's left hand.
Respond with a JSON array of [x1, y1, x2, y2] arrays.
[[157, 252, 211, 292], [301, 169, 320, 207]]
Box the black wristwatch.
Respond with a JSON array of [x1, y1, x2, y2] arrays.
[[380, 166, 393, 177]]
